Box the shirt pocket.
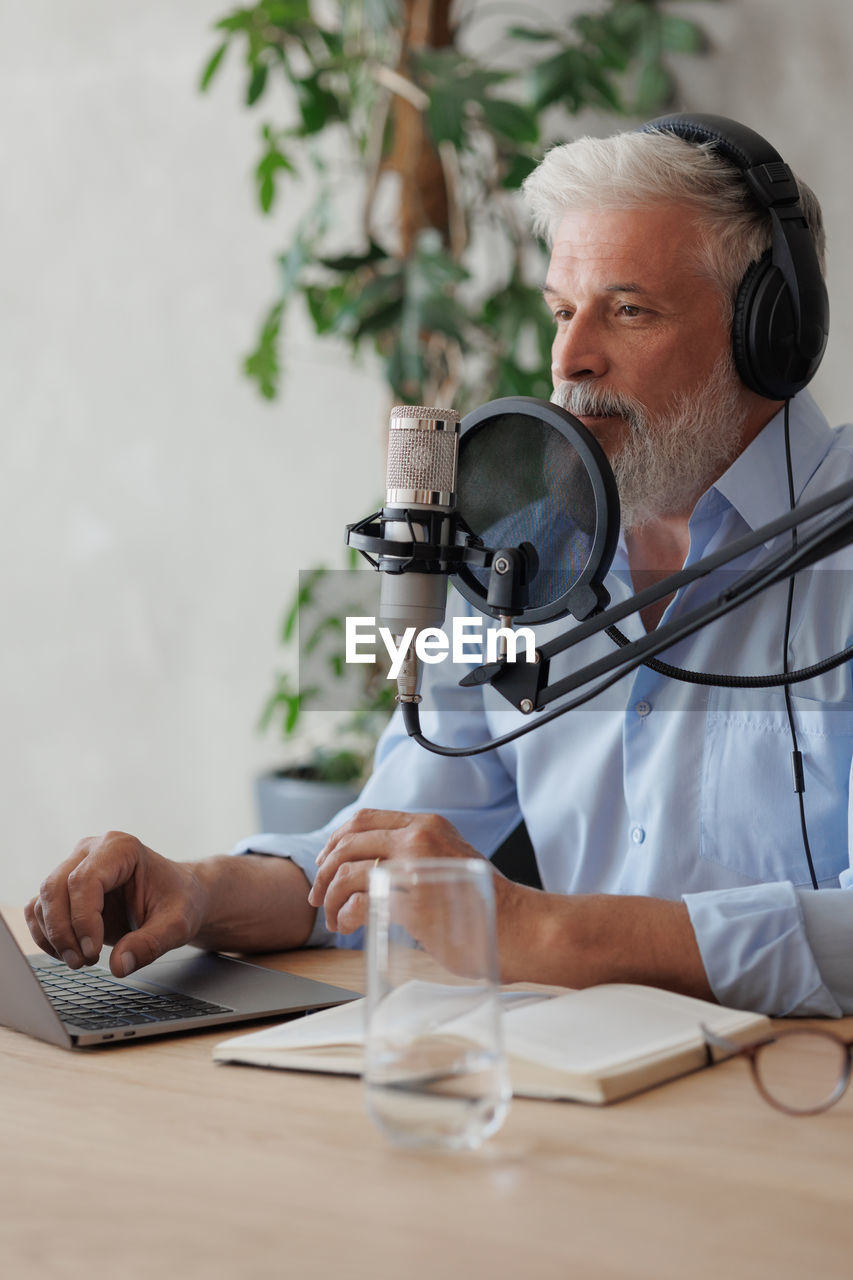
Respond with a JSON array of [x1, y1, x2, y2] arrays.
[[699, 695, 853, 885]]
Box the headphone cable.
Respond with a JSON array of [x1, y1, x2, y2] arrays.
[[780, 398, 819, 888]]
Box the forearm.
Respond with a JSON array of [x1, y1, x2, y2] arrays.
[[500, 885, 714, 1000], [189, 854, 316, 954]]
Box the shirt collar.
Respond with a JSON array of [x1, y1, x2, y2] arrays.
[[704, 388, 834, 537]]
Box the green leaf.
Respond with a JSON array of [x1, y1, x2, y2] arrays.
[[199, 41, 229, 92], [295, 74, 342, 135], [410, 237, 468, 290], [215, 10, 256, 34], [501, 153, 538, 190], [352, 295, 404, 339], [256, 139, 295, 213], [282, 568, 326, 643], [427, 84, 465, 148], [506, 26, 556, 43], [284, 693, 302, 736], [246, 61, 269, 106], [529, 47, 587, 111], [605, 2, 655, 47], [317, 242, 388, 272], [346, 268, 404, 314], [580, 58, 624, 113], [313, 29, 345, 59], [384, 332, 426, 403], [659, 15, 707, 54], [256, 676, 286, 734], [418, 52, 509, 147], [263, 1, 313, 24], [480, 98, 539, 145], [573, 14, 631, 71], [243, 299, 284, 400], [491, 353, 553, 400], [306, 747, 363, 784], [633, 59, 674, 114], [420, 300, 467, 345], [416, 49, 508, 92], [304, 283, 349, 335]]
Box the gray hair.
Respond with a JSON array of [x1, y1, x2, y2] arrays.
[[522, 128, 826, 314]]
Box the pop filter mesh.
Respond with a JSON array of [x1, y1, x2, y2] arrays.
[[456, 412, 598, 612]]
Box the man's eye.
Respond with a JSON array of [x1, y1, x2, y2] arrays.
[[618, 304, 643, 317], [552, 308, 572, 323]]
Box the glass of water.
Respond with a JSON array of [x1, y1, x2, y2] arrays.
[[365, 857, 511, 1151]]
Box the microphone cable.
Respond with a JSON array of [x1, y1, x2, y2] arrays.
[[780, 400, 819, 889]]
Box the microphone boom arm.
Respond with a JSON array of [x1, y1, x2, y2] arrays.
[[457, 476, 853, 715]]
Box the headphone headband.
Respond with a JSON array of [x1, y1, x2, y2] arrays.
[[638, 113, 829, 399]]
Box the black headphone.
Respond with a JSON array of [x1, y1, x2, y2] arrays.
[[639, 113, 829, 401]]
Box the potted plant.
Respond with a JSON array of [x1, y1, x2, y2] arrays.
[[255, 565, 396, 832], [200, 0, 717, 842]]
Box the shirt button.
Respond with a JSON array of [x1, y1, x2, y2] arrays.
[[635, 700, 651, 717], [631, 826, 646, 844]]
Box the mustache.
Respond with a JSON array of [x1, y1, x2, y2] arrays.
[[550, 382, 647, 431]]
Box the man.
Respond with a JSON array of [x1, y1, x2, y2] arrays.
[[26, 117, 853, 1016]]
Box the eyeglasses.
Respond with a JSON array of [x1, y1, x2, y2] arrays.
[[701, 1022, 853, 1115]]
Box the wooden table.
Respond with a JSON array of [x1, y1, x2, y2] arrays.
[[2, 908, 852, 1280]]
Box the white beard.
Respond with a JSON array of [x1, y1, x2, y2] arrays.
[[551, 355, 750, 529]]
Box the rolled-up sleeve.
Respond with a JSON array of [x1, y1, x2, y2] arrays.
[[683, 881, 845, 1016]]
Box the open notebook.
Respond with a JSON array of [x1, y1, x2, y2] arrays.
[[214, 980, 770, 1105]]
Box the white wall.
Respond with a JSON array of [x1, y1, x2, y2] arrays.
[[1, 0, 852, 904], [0, 0, 387, 901]]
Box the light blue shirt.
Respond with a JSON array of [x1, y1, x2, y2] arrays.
[[234, 390, 853, 1017]]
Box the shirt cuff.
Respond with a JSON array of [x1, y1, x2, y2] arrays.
[[229, 832, 335, 949], [683, 881, 844, 1017], [796, 888, 853, 1015]]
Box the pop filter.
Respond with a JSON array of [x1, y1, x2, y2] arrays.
[[452, 396, 621, 623]]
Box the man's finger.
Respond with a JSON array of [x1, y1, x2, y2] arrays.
[[108, 904, 199, 978], [25, 898, 60, 960], [37, 863, 91, 968], [320, 858, 372, 934], [315, 809, 413, 867], [309, 829, 397, 908], [65, 840, 138, 962]]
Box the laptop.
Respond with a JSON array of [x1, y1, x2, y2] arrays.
[[0, 911, 359, 1049]]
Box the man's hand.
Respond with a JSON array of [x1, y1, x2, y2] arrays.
[[25, 831, 207, 978], [309, 809, 481, 931], [308, 809, 530, 976]]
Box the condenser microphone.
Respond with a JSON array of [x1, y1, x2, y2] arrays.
[[377, 405, 461, 699]]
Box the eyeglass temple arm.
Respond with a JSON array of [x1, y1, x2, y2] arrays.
[[700, 1022, 751, 1066]]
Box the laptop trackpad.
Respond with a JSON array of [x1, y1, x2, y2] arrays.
[[138, 947, 359, 1016]]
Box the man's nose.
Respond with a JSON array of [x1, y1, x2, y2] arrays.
[[551, 316, 608, 384]]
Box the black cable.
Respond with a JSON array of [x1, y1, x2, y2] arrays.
[[604, 623, 853, 688], [779, 399, 819, 889]]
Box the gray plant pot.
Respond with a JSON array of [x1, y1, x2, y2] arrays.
[[255, 770, 360, 835]]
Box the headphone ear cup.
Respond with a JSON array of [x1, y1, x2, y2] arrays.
[[732, 251, 810, 400]]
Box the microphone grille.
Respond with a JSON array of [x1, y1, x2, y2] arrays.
[[386, 406, 460, 499], [390, 405, 461, 422]]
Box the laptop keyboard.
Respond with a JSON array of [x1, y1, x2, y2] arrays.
[[33, 962, 233, 1032]]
